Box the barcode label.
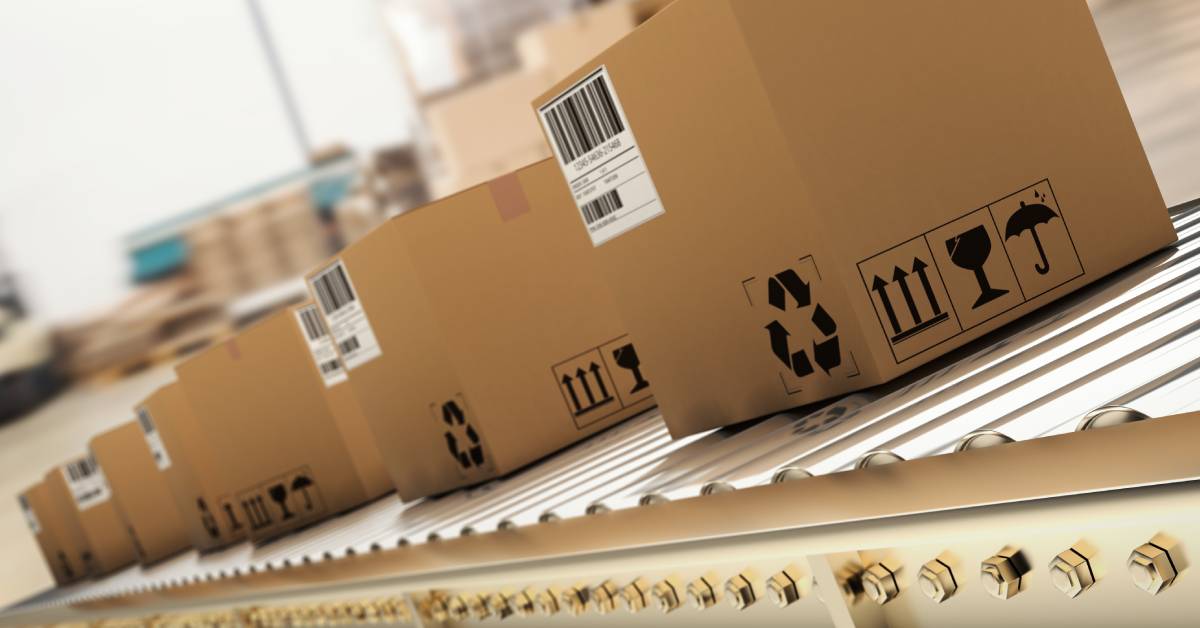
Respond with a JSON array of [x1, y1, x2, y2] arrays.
[[61, 454, 112, 510], [18, 494, 42, 534], [307, 261, 381, 371], [294, 304, 349, 387], [538, 66, 665, 246], [136, 406, 172, 470]]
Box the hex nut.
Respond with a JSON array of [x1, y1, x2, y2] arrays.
[[1129, 537, 1180, 595], [1049, 542, 1097, 598], [535, 587, 561, 615], [725, 570, 759, 610], [765, 565, 805, 608], [687, 573, 721, 610], [834, 562, 866, 603], [560, 585, 590, 616], [621, 578, 649, 612], [486, 592, 513, 619], [465, 594, 490, 620], [651, 577, 683, 613], [509, 588, 537, 617], [591, 579, 620, 614], [981, 546, 1031, 600], [862, 560, 902, 605], [918, 557, 958, 604]]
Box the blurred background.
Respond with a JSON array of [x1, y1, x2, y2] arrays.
[[0, 0, 1197, 608]]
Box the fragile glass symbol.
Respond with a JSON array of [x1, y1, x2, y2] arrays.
[[946, 225, 1008, 309]]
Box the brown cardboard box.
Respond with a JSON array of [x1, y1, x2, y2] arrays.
[[174, 309, 371, 542], [515, 2, 635, 82], [532, 0, 1177, 436], [137, 382, 244, 551], [425, 68, 556, 198], [90, 421, 191, 564], [43, 455, 137, 575], [306, 159, 654, 501], [292, 302, 393, 499], [17, 481, 87, 585]]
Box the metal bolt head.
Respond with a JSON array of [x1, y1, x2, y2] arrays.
[[765, 565, 805, 608], [560, 585, 590, 616], [509, 588, 537, 617], [486, 592, 513, 619], [621, 578, 649, 612], [651, 578, 683, 613], [862, 561, 902, 605], [1050, 542, 1097, 598], [535, 588, 561, 615], [426, 595, 449, 623], [1128, 539, 1179, 595], [591, 579, 620, 614], [724, 570, 759, 610], [686, 573, 721, 610], [834, 562, 866, 603], [918, 557, 958, 604], [981, 546, 1031, 600]]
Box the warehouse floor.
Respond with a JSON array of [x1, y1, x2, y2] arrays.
[[2, 0, 1199, 610]]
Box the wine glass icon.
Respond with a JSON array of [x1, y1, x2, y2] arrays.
[[945, 226, 1008, 309]]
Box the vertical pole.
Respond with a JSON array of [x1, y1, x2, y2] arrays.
[[246, 0, 312, 161]]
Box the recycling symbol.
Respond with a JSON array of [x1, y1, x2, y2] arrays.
[[441, 400, 485, 470], [763, 268, 841, 377]]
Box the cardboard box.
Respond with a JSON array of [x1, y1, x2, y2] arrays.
[[306, 159, 655, 501], [174, 308, 373, 542], [90, 420, 191, 564], [516, 2, 635, 82], [43, 455, 137, 575], [137, 382, 245, 551], [425, 69, 555, 197], [292, 302, 393, 498], [17, 481, 87, 585], [532, 0, 1177, 436]]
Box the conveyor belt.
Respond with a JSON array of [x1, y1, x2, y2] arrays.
[[6, 200, 1200, 625]]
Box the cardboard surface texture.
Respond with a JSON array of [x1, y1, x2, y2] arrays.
[[174, 309, 371, 543], [533, 0, 1177, 436], [43, 455, 137, 576], [138, 382, 244, 551], [90, 421, 191, 564], [18, 481, 87, 585], [307, 159, 654, 501]]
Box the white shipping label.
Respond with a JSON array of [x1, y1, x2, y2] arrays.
[[61, 454, 111, 511], [294, 304, 348, 387], [18, 495, 41, 534], [309, 261, 382, 371], [136, 406, 172, 470], [538, 66, 665, 246]]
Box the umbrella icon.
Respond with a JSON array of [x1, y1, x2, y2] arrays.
[[1004, 200, 1059, 275], [291, 474, 315, 510]]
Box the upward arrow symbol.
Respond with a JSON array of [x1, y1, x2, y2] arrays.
[[871, 275, 901, 335], [893, 265, 922, 324], [912, 257, 941, 316]]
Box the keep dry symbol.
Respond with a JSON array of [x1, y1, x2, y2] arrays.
[[1005, 193, 1059, 275]]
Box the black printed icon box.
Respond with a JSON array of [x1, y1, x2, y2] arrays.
[[89, 420, 192, 565], [174, 308, 380, 543], [305, 159, 654, 502]]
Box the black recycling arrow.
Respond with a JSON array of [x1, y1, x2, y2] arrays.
[[871, 275, 901, 334], [912, 257, 940, 316], [767, 269, 811, 310], [766, 320, 792, 368], [576, 367, 596, 405], [588, 362, 610, 400], [561, 374, 582, 413], [893, 266, 922, 324]]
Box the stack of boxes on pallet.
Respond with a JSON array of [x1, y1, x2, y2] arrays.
[[18, 0, 1178, 586]]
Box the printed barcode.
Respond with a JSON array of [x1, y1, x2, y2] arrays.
[[136, 408, 155, 434], [312, 264, 357, 315], [339, 336, 361, 354], [544, 72, 626, 164], [66, 456, 97, 482], [581, 189, 624, 225], [18, 495, 30, 511], [298, 306, 328, 341], [319, 360, 341, 374]]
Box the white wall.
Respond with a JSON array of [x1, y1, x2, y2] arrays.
[[0, 0, 413, 324]]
